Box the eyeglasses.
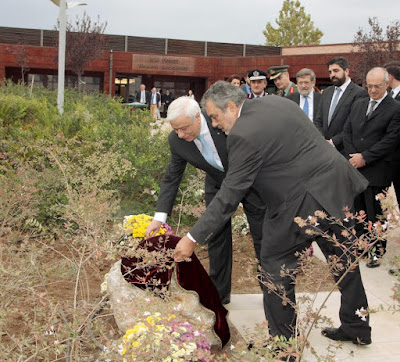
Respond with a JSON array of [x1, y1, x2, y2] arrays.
[[366, 84, 385, 90]]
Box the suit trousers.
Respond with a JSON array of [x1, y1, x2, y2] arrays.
[[354, 186, 388, 258], [261, 194, 371, 340], [392, 162, 400, 207], [205, 187, 265, 303]]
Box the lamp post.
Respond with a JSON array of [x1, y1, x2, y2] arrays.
[[50, 0, 87, 114]]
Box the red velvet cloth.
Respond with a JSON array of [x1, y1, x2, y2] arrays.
[[121, 234, 230, 347]]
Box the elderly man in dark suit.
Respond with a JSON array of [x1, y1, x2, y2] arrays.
[[314, 57, 367, 155], [135, 84, 151, 109], [287, 68, 321, 123], [343, 67, 400, 268], [173, 81, 371, 345], [145, 96, 265, 305]]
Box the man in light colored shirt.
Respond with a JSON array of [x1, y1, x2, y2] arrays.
[[135, 84, 150, 109], [385, 61, 400, 101], [287, 68, 321, 123], [150, 87, 161, 120], [145, 96, 265, 305]]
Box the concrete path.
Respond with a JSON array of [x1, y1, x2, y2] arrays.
[[225, 243, 400, 361]]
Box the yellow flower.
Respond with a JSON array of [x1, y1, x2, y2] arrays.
[[123, 214, 167, 239]]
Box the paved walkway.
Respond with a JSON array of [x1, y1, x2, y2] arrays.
[[225, 243, 400, 361]]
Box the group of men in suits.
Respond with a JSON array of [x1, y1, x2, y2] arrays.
[[134, 84, 175, 119], [170, 81, 372, 348], [145, 56, 400, 350]]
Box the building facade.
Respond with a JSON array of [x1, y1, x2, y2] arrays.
[[0, 26, 359, 102]]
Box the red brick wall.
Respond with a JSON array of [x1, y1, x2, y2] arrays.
[[1, 43, 359, 94]]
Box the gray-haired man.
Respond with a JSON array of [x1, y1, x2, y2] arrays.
[[145, 96, 265, 305]]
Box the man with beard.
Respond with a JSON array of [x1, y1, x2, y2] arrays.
[[287, 68, 321, 123], [314, 57, 367, 155]]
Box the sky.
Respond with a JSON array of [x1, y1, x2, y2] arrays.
[[1, 0, 399, 46]]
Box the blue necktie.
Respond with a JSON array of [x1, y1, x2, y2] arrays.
[[328, 88, 342, 125], [302, 96, 309, 116], [197, 134, 224, 171]]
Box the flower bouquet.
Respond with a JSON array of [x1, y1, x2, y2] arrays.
[[120, 312, 212, 361], [108, 213, 230, 348]]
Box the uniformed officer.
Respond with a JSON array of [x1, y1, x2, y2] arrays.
[[247, 69, 268, 99], [267, 65, 298, 97]]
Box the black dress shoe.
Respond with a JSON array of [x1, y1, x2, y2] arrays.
[[221, 296, 231, 305], [321, 327, 371, 345], [366, 258, 380, 268]]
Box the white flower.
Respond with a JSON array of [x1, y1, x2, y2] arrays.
[[343, 218, 349, 222], [100, 275, 108, 294], [194, 330, 200, 337], [45, 326, 55, 335], [314, 222, 320, 227], [145, 298, 151, 302], [308, 215, 313, 220], [230, 343, 235, 350], [375, 195, 379, 201], [143, 311, 151, 316], [196, 316, 201, 321], [355, 307, 368, 321], [173, 303, 182, 311]]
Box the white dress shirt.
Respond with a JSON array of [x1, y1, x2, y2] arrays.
[[329, 77, 352, 109], [392, 85, 400, 99], [154, 113, 223, 227], [366, 92, 388, 116]]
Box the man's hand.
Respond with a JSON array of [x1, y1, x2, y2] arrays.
[[349, 153, 366, 168], [145, 220, 162, 239], [173, 236, 196, 262]]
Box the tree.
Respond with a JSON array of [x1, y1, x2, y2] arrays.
[[57, 12, 107, 92], [7, 43, 30, 83], [263, 0, 323, 46], [352, 17, 400, 85]]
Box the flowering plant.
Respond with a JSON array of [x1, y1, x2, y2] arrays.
[[120, 312, 212, 361], [123, 214, 173, 239]]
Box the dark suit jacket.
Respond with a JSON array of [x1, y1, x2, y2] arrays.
[[343, 95, 400, 187], [287, 91, 322, 121], [314, 82, 367, 153], [149, 92, 161, 105], [393, 92, 400, 164], [156, 111, 229, 215], [248, 92, 267, 99], [189, 96, 368, 254], [162, 93, 173, 107], [135, 90, 151, 109]]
